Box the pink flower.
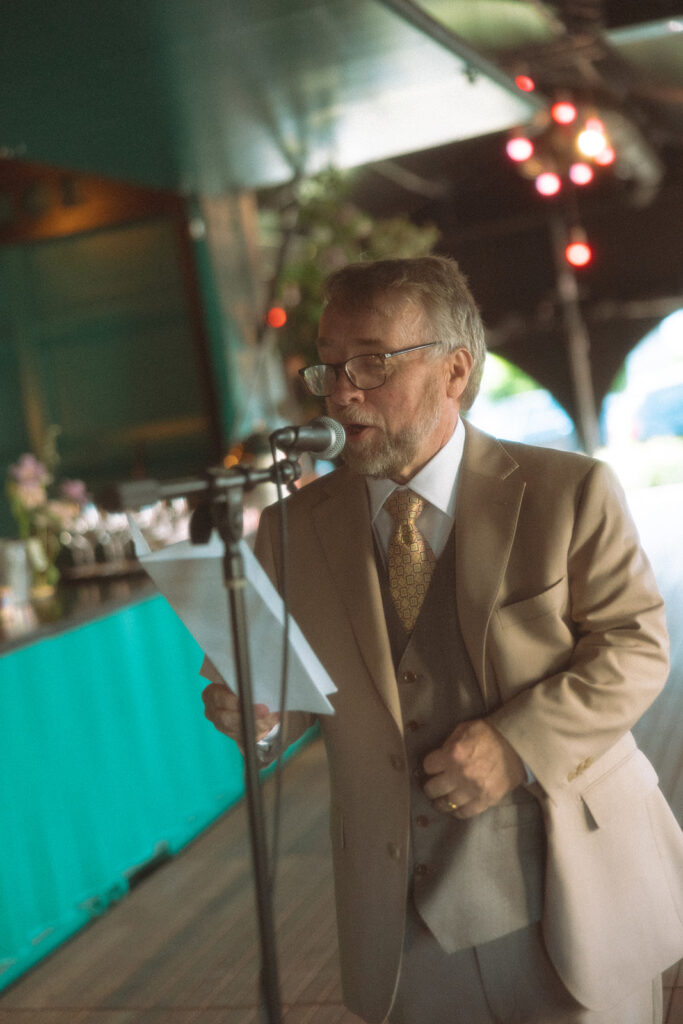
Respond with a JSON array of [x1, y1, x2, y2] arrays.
[[9, 454, 51, 486], [59, 479, 88, 504]]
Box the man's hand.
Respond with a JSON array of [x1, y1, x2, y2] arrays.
[[422, 719, 526, 818], [201, 682, 280, 753]]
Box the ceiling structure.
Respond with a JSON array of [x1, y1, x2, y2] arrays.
[[346, 1, 683, 438], [0, 0, 539, 192], [1, 0, 682, 445]]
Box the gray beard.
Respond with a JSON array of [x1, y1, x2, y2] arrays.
[[340, 425, 425, 478], [335, 385, 443, 479]]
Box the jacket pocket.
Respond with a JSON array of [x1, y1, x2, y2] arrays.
[[580, 749, 659, 828], [497, 577, 567, 629], [489, 577, 573, 690]]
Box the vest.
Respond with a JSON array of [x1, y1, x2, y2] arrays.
[[376, 526, 545, 953]]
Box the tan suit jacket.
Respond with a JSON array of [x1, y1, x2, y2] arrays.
[[243, 422, 683, 1022]]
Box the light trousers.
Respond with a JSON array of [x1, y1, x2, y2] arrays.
[[387, 901, 663, 1024]]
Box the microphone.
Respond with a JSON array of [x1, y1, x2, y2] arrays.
[[270, 417, 346, 460]]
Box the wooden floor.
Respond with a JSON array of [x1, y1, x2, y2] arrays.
[[0, 737, 680, 1023]]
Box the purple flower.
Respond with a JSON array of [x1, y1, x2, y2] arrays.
[[59, 479, 88, 504], [9, 454, 50, 486]]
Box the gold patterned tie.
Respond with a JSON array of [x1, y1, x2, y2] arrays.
[[385, 489, 436, 634]]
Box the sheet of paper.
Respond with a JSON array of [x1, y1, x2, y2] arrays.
[[128, 522, 336, 715]]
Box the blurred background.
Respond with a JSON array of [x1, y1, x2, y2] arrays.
[[0, 0, 681, 1010]]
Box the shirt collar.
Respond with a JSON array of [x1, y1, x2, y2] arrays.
[[367, 416, 465, 523]]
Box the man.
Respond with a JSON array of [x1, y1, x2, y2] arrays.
[[202, 256, 683, 1023]]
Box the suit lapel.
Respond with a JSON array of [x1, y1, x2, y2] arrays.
[[456, 422, 525, 702], [308, 424, 525, 726], [312, 469, 403, 732]]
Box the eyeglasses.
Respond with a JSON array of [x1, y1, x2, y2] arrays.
[[298, 342, 439, 398]]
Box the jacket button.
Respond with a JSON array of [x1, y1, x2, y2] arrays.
[[387, 842, 401, 860], [414, 863, 428, 877]]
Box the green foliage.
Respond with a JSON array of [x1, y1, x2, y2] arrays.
[[262, 168, 440, 370], [481, 353, 540, 401]]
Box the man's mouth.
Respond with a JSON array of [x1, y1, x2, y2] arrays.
[[344, 422, 373, 440]]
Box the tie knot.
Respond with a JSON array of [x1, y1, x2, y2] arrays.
[[385, 489, 424, 525]]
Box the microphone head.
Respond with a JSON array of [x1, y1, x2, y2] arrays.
[[314, 416, 346, 459]]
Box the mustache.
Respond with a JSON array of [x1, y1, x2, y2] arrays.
[[332, 409, 381, 428]]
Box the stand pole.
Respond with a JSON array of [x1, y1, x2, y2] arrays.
[[101, 455, 302, 1024], [214, 480, 284, 1024]]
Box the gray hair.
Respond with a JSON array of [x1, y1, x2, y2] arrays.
[[322, 256, 486, 410]]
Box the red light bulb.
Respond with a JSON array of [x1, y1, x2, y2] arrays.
[[551, 101, 578, 125], [569, 162, 594, 185], [506, 137, 534, 162], [594, 145, 616, 166], [565, 241, 593, 267], [535, 172, 562, 196], [515, 75, 536, 93], [266, 307, 287, 328]]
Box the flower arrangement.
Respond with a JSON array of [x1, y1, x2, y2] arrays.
[[5, 428, 88, 595], [259, 168, 441, 417]]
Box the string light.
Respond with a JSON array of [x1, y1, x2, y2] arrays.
[[565, 227, 593, 267], [565, 240, 593, 267], [266, 306, 287, 328], [594, 145, 616, 166], [569, 162, 594, 185], [515, 74, 536, 92], [577, 128, 607, 158], [577, 117, 608, 159], [506, 137, 534, 161], [506, 95, 618, 199], [551, 101, 577, 125], [535, 172, 562, 196]]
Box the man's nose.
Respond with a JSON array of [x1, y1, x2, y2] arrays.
[[329, 369, 363, 405]]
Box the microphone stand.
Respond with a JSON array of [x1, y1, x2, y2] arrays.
[[202, 461, 298, 1024], [100, 454, 302, 1024]]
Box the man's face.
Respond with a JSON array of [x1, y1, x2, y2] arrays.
[[317, 297, 467, 483]]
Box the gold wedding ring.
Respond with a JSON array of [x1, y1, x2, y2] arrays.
[[447, 799, 459, 811]]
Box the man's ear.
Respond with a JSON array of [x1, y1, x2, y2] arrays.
[[446, 347, 473, 401]]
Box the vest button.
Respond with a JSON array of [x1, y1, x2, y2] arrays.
[[390, 754, 403, 771], [416, 815, 429, 828], [387, 842, 401, 860], [414, 863, 429, 877], [401, 670, 419, 684], [405, 719, 420, 732]]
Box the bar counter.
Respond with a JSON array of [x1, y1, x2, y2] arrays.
[[0, 574, 252, 991], [0, 571, 155, 654]]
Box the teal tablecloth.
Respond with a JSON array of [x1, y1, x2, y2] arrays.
[[0, 592, 295, 990]]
